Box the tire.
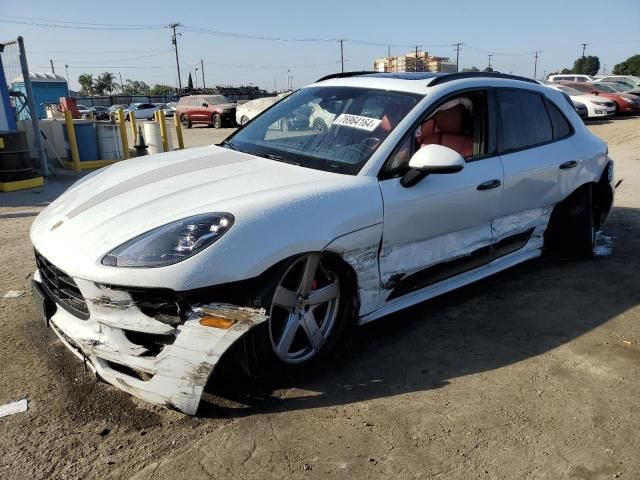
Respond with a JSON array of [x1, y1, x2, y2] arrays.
[[313, 118, 327, 132], [239, 253, 356, 377], [181, 115, 191, 129], [544, 184, 595, 258], [240, 115, 249, 125], [212, 114, 222, 129]]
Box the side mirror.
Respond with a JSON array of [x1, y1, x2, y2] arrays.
[[202, 102, 208, 107], [401, 144, 465, 187]]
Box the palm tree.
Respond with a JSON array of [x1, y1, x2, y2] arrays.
[[95, 72, 117, 96], [78, 73, 94, 96]]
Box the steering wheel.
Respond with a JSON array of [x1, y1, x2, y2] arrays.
[[341, 137, 382, 157]]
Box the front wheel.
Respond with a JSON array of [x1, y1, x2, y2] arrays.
[[212, 114, 222, 129], [241, 253, 355, 376], [181, 115, 192, 129]]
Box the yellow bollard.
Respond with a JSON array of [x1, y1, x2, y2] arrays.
[[173, 112, 184, 149], [64, 110, 81, 172], [158, 110, 169, 152], [116, 108, 130, 160], [128, 110, 137, 143]]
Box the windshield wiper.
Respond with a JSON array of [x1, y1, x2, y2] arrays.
[[220, 140, 241, 151], [257, 152, 300, 166]]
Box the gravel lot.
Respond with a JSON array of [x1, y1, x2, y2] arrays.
[[1, 118, 639, 480]]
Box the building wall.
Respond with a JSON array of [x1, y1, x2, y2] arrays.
[[372, 52, 454, 73]]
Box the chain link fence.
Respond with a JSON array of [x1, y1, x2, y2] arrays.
[[1, 36, 48, 175]]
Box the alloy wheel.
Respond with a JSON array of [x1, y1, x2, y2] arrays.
[[268, 254, 340, 364]]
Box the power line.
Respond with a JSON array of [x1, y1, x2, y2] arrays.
[[0, 17, 163, 31], [0, 13, 164, 28], [53, 50, 173, 65]]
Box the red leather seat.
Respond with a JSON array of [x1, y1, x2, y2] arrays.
[[420, 105, 473, 158]]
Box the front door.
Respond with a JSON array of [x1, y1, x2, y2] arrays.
[[378, 89, 503, 299]]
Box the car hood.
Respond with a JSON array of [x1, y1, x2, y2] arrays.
[[571, 93, 613, 103], [30, 145, 377, 277]]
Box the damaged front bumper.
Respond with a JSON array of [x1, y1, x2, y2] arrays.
[[32, 265, 267, 415]]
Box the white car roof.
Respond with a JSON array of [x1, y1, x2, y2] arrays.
[[311, 72, 554, 97]]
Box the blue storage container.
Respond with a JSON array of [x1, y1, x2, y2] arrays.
[[10, 72, 69, 120], [64, 121, 99, 161]]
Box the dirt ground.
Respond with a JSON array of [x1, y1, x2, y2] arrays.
[[1, 117, 639, 480]]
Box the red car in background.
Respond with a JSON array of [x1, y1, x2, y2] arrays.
[[560, 81, 640, 114]]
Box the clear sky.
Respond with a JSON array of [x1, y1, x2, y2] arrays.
[[1, 0, 638, 92]]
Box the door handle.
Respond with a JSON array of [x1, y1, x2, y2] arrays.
[[559, 160, 578, 170], [477, 179, 501, 191]]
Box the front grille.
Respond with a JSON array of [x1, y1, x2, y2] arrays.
[[35, 251, 89, 319]]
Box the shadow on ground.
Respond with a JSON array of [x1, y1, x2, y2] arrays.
[[199, 205, 640, 418]]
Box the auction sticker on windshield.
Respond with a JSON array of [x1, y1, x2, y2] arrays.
[[333, 113, 382, 131]]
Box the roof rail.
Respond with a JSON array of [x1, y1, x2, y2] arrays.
[[428, 72, 538, 86], [316, 71, 377, 82]]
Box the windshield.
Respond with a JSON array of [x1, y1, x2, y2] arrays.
[[207, 95, 232, 105], [593, 84, 616, 93], [224, 86, 422, 175], [556, 85, 581, 96]]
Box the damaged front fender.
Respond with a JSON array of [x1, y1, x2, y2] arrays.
[[38, 269, 268, 415]]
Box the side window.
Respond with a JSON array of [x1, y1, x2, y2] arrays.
[[497, 90, 552, 153], [381, 90, 489, 178], [545, 100, 572, 139]]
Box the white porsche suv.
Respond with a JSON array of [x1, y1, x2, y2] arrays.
[[30, 72, 615, 414]]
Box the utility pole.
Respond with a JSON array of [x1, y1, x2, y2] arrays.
[[581, 43, 588, 58], [64, 64, 70, 85], [119, 72, 124, 94], [339, 39, 344, 73], [169, 23, 182, 90], [488, 54, 493, 69], [49, 59, 55, 74], [194, 68, 198, 89], [533, 50, 541, 79], [453, 43, 463, 72], [200, 59, 205, 90], [415, 45, 420, 72]]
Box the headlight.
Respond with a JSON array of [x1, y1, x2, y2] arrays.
[[102, 213, 234, 267]]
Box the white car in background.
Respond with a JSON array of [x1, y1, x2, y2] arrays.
[[550, 84, 616, 118], [235, 92, 290, 125], [548, 74, 595, 83], [124, 102, 160, 120], [594, 75, 640, 87], [30, 72, 615, 415]]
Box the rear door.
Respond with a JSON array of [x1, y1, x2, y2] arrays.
[[493, 88, 576, 254]]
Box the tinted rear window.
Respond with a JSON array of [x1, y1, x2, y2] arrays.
[[546, 100, 572, 139], [498, 90, 552, 152]]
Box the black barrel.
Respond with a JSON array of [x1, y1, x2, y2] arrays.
[[0, 131, 34, 182]]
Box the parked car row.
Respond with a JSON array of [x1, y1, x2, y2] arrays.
[[75, 102, 177, 121], [546, 75, 640, 120]]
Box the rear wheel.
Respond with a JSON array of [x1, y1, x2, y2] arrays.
[[181, 115, 191, 129], [545, 184, 595, 258], [212, 114, 222, 129], [240, 253, 355, 376]]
